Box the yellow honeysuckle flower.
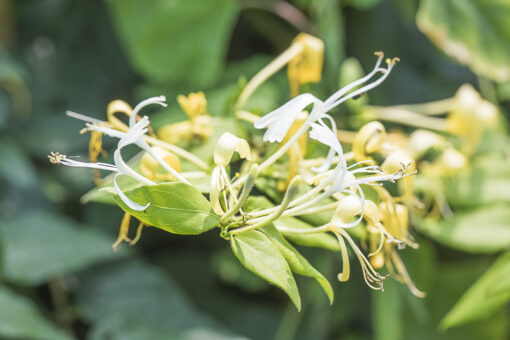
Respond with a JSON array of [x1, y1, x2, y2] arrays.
[[352, 121, 386, 162], [140, 146, 182, 181], [177, 91, 207, 121], [287, 33, 324, 97]]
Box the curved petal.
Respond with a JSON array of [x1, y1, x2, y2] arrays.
[[255, 93, 319, 143], [114, 173, 150, 211]]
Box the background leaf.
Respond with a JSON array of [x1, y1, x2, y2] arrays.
[[77, 260, 245, 340], [0, 286, 72, 340], [115, 182, 219, 235], [1, 211, 125, 285], [108, 0, 240, 87], [417, 0, 510, 82], [416, 205, 510, 253], [441, 251, 510, 329]]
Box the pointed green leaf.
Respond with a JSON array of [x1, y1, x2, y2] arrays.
[[114, 182, 219, 235], [416, 205, 510, 253], [441, 252, 510, 329], [0, 287, 72, 340], [261, 225, 334, 304], [230, 230, 301, 310]]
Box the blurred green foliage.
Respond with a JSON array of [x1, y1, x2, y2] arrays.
[[0, 0, 509, 339]]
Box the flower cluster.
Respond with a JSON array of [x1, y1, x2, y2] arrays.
[[50, 34, 431, 301]]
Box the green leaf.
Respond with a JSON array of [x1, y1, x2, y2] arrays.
[[441, 251, 510, 329], [0, 138, 37, 190], [114, 182, 219, 235], [261, 225, 334, 304], [372, 279, 403, 340], [444, 157, 510, 208], [243, 195, 340, 252], [0, 286, 72, 340], [274, 217, 341, 252], [417, 0, 510, 82], [77, 261, 243, 340], [108, 0, 239, 87], [1, 212, 125, 285], [344, 0, 382, 10], [416, 205, 510, 253], [230, 230, 301, 310]]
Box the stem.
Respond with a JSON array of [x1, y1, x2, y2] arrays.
[[230, 176, 300, 235], [236, 43, 303, 109], [221, 164, 258, 223], [389, 98, 455, 115], [367, 107, 448, 131], [276, 223, 331, 234]]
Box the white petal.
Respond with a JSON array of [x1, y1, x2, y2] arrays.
[[114, 173, 150, 211], [60, 158, 119, 172], [309, 122, 343, 155], [255, 93, 319, 143], [130, 96, 167, 127]]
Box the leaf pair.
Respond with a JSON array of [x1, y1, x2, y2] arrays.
[[230, 197, 334, 310]]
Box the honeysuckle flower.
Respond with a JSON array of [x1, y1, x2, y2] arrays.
[[49, 117, 155, 211], [210, 133, 252, 216], [407, 129, 447, 159], [70, 96, 189, 185], [177, 91, 207, 120], [140, 146, 181, 181], [254, 52, 398, 169], [287, 33, 324, 97], [352, 121, 386, 162], [214, 132, 251, 167], [158, 92, 213, 143]]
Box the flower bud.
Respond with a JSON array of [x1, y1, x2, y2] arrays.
[[210, 167, 224, 215], [332, 195, 362, 224], [288, 33, 324, 86], [438, 148, 468, 175], [214, 132, 251, 166], [379, 201, 408, 239], [381, 149, 413, 174], [408, 129, 446, 158], [353, 121, 386, 161]]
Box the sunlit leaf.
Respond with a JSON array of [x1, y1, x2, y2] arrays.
[[1, 212, 125, 285], [417, 0, 510, 82], [230, 230, 301, 310], [416, 205, 510, 253], [261, 225, 334, 304], [108, 0, 239, 87], [115, 182, 219, 235], [0, 286, 71, 340], [441, 252, 510, 329]]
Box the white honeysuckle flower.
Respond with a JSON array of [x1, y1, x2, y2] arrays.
[[50, 117, 156, 211], [254, 52, 397, 145], [213, 132, 251, 166], [68, 97, 190, 185], [254, 93, 321, 143]]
